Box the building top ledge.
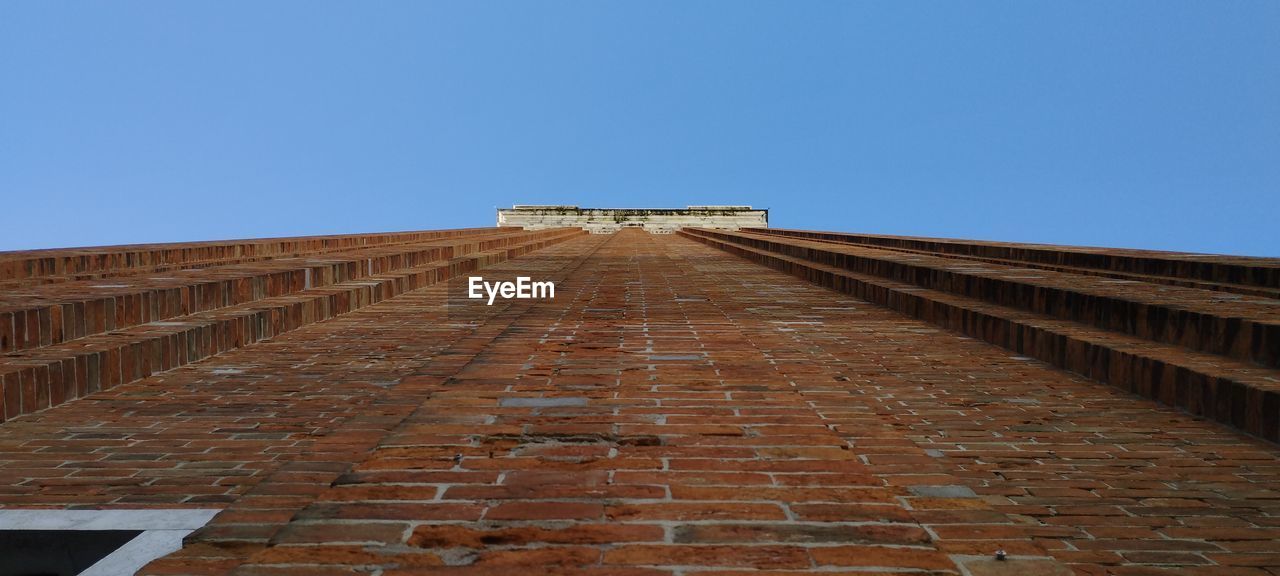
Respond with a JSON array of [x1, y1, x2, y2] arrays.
[[497, 204, 767, 233]]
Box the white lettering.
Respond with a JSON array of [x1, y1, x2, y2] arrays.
[[485, 280, 500, 305], [467, 276, 556, 305]]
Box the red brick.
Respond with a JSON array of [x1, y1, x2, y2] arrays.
[[605, 502, 788, 521], [811, 545, 957, 570], [604, 545, 810, 569], [409, 524, 663, 548], [249, 545, 442, 567], [672, 523, 930, 545], [483, 502, 604, 521]]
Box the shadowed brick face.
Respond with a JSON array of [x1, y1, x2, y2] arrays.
[[1, 228, 1278, 575]]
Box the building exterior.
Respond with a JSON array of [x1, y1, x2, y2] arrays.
[[0, 220, 1278, 575], [496, 204, 768, 233]]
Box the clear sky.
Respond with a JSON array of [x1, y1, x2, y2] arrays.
[[2, 2, 1277, 255]]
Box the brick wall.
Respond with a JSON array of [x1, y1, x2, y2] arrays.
[[1, 227, 1277, 574], [681, 227, 1280, 441], [0, 227, 585, 422]]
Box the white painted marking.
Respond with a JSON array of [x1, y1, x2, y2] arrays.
[[0, 509, 219, 576], [81, 529, 192, 576], [0, 509, 218, 530]]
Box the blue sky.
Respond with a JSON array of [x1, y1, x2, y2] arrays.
[[2, 2, 1277, 255]]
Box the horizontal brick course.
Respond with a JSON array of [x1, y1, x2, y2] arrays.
[[0, 227, 510, 286], [752, 227, 1280, 297]]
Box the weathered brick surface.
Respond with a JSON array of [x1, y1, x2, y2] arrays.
[[0, 234, 599, 504], [682, 228, 1280, 441], [688, 229, 1280, 368], [2, 228, 1278, 575], [751, 227, 1280, 298], [0, 227, 512, 286], [191, 229, 991, 575], [0, 228, 585, 421], [0, 228, 569, 354]]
